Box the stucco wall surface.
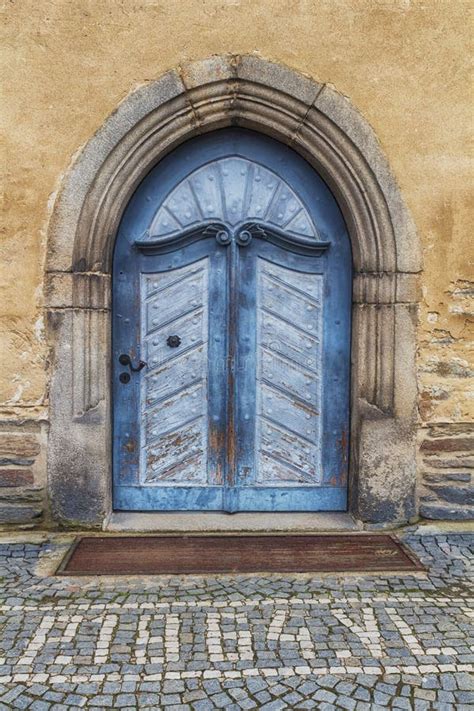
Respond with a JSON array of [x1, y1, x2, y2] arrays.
[[1, 0, 472, 525]]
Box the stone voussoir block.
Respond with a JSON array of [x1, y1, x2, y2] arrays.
[[180, 55, 237, 89], [235, 55, 322, 106]]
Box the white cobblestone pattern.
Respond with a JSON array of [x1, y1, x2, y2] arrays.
[[0, 532, 472, 709]]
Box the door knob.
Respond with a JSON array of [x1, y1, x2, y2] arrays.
[[118, 354, 147, 372], [167, 335, 181, 348]]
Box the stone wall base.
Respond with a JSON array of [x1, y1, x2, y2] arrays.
[[1, 420, 473, 528], [419, 423, 474, 520], [0, 421, 47, 528]]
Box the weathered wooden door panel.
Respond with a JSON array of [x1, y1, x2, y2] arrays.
[[113, 129, 351, 512], [113, 239, 229, 510], [255, 257, 323, 490], [141, 259, 209, 487]]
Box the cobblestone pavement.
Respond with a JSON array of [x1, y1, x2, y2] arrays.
[[0, 529, 472, 709]]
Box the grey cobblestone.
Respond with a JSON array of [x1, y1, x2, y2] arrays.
[[0, 531, 472, 708], [88, 695, 114, 706]]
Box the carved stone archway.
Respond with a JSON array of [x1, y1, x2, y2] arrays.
[[45, 55, 421, 527]]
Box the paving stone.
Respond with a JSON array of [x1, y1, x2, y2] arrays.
[[298, 681, 318, 695], [441, 674, 458, 691], [163, 680, 186, 693], [415, 688, 437, 701], [193, 701, 215, 711], [392, 699, 413, 710], [114, 694, 137, 707], [314, 689, 338, 703], [246, 677, 267, 693], [160, 693, 183, 706], [282, 691, 303, 704], [0, 686, 26, 703], [376, 682, 398, 695], [183, 690, 207, 702], [454, 690, 474, 703], [457, 673, 474, 691], [354, 687, 371, 701], [228, 687, 250, 701], [29, 702, 52, 711], [43, 692, 64, 702], [11, 695, 36, 710], [336, 681, 357, 695], [414, 700, 431, 710], [254, 689, 273, 703], [63, 695, 87, 708], [88, 696, 114, 707], [203, 680, 222, 694], [258, 700, 287, 711], [0, 533, 472, 709]]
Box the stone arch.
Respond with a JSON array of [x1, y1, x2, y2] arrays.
[[45, 55, 421, 527]]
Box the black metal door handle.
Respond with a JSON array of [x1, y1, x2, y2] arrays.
[[119, 354, 147, 372]]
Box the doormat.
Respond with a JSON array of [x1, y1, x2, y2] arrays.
[[57, 534, 424, 575]]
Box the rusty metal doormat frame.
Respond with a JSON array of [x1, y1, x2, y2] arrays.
[[56, 534, 425, 576]]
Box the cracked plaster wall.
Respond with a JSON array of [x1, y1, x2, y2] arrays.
[[1, 0, 472, 524]]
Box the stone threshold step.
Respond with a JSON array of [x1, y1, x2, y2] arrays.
[[105, 512, 361, 533]]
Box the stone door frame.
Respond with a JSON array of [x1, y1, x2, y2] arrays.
[[45, 55, 422, 527]]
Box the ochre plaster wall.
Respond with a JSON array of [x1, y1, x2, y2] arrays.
[[1, 0, 472, 523]]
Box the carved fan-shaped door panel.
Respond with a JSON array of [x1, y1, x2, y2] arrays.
[[113, 129, 351, 511]]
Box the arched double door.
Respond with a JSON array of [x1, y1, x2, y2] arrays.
[[113, 129, 351, 512]]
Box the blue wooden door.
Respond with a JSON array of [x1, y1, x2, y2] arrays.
[[113, 129, 351, 511]]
